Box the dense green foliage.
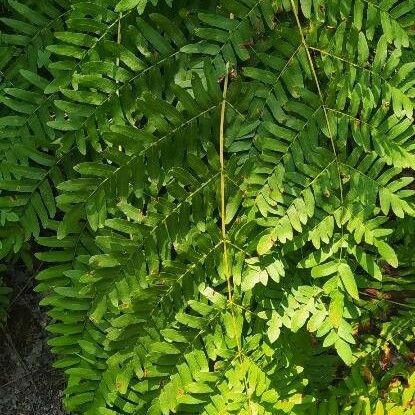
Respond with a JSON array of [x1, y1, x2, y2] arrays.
[[1, 0, 415, 413]]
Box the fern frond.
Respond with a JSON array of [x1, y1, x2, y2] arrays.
[[0, 0, 412, 414]]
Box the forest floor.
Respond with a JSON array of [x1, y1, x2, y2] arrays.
[[0, 266, 70, 415]]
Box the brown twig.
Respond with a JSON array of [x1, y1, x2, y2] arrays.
[[9, 262, 43, 308], [0, 326, 39, 394]]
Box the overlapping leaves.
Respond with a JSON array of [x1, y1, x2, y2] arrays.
[[0, 0, 415, 414]]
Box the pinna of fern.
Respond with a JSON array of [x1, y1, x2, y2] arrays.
[[0, 0, 414, 414], [0, 0, 74, 324], [0, 0, 71, 264]]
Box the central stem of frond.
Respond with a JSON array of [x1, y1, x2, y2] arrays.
[[219, 62, 231, 301]]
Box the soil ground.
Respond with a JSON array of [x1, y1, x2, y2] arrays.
[[0, 266, 70, 415]]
